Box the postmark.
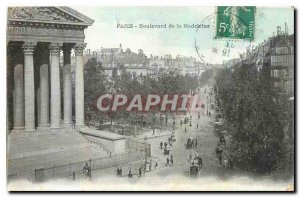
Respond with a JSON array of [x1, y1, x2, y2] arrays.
[[194, 8, 256, 67]]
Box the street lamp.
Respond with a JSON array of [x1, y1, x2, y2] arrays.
[[206, 99, 209, 115], [160, 114, 163, 132], [89, 159, 92, 179]]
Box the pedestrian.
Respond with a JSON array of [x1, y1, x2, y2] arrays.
[[160, 141, 163, 149], [116, 167, 120, 176], [195, 139, 198, 147], [219, 155, 222, 165], [198, 157, 203, 168], [164, 142, 168, 148], [83, 162, 89, 179], [170, 155, 174, 166], [138, 168, 142, 177], [166, 157, 170, 167], [155, 162, 158, 170], [180, 120, 182, 127], [220, 135, 226, 145], [185, 126, 187, 133], [88, 164, 92, 179], [117, 167, 122, 176], [223, 159, 228, 168], [128, 168, 133, 178], [149, 162, 152, 171], [196, 124, 199, 129]]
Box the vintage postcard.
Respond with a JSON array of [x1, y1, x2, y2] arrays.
[[6, 6, 294, 191]]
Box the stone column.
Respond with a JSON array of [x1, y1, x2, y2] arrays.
[[22, 42, 36, 132], [13, 64, 24, 130], [74, 43, 86, 126], [63, 46, 72, 126], [49, 43, 62, 129], [39, 64, 49, 127], [37, 88, 41, 125]]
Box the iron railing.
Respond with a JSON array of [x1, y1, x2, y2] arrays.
[[34, 150, 145, 182]]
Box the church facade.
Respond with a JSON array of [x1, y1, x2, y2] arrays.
[[7, 7, 94, 132]]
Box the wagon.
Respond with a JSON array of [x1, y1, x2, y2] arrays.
[[185, 137, 194, 149], [189, 165, 199, 177], [164, 148, 170, 155]]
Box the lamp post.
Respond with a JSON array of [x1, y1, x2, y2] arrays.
[[160, 114, 163, 132], [206, 99, 209, 115], [89, 159, 92, 179]]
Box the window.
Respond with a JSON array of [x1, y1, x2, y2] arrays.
[[272, 69, 279, 78]]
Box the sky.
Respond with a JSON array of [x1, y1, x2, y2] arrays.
[[72, 7, 294, 64]]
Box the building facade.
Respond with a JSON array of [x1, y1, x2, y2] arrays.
[[7, 7, 94, 132], [270, 33, 294, 95]]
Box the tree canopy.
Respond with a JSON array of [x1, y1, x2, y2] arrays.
[[215, 63, 287, 173]]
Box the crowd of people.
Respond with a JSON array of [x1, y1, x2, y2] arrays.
[[116, 160, 160, 179]]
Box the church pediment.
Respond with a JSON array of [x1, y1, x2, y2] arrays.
[[8, 6, 94, 26]]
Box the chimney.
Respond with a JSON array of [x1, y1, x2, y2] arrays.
[[277, 26, 282, 36]]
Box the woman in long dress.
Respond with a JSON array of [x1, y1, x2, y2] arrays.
[[223, 6, 250, 37]]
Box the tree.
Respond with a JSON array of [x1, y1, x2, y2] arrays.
[[84, 58, 108, 122], [200, 69, 214, 85], [215, 62, 286, 173]]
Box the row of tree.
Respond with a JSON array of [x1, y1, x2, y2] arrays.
[[199, 69, 214, 85], [84, 58, 199, 131], [215, 62, 293, 174]]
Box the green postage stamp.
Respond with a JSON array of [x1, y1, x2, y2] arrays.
[[215, 6, 256, 40]]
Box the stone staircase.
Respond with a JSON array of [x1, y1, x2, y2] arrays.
[[71, 123, 113, 156], [7, 127, 109, 181]]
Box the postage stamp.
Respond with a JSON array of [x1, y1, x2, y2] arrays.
[[215, 6, 256, 40]]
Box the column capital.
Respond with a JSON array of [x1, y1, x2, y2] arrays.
[[22, 42, 36, 55], [49, 43, 62, 55], [74, 43, 87, 56]]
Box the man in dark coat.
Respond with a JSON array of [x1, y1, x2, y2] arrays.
[[170, 155, 174, 166], [166, 157, 170, 166]]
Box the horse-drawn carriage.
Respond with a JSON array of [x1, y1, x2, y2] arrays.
[[189, 155, 203, 176], [164, 147, 170, 155], [168, 134, 176, 143], [185, 137, 194, 149], [189, 165, 199, 176]]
